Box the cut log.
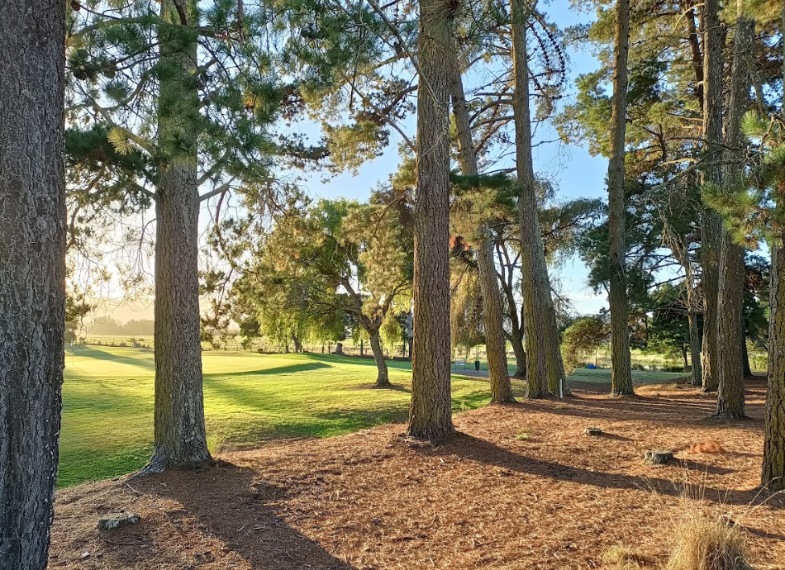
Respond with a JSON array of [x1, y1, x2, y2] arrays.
[[644, 449, 674, 465]]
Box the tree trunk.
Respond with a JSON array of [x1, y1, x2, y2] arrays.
[[742, 338, 752, 377], [509, 327, 527, 378], [0, 3, 65, 568], [450, 56, 514, 404], [763, 4, 785, 483], [369, 329, 391, 388], [407, 0, 455, 441], [682, 345, 690, 373], [360, 337, 364, 357], [510, 0, 567, 399], [606, 0, 634, 396], [149, 0, 211, 471], [714, 1, 751, 419], [700, 0, 724, 393], [763, 242, 785, 490], [688, 309, 702, 386]]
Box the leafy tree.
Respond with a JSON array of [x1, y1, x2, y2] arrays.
[[562, 316, 610, 374], [0, 2, 66, 567], [235, 198, 411, 386]]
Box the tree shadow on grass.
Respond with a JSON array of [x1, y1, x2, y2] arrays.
[[205, 362, 332, 378], [120, 462, 354, 569], [431, 432, 774, 507], [73, 346, 155, 370]]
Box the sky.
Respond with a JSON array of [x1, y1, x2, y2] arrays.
[[296, 0, 611, 315], [93, 0, 612, 326]]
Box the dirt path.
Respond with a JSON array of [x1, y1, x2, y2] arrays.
[[50, 380, 784, 569]]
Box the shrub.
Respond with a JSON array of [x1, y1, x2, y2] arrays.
[[666, 514, 751, 570]]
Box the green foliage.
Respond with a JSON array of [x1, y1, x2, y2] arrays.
[[562, 316, 610, 372]]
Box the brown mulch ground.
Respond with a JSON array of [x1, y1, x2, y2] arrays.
[[49, 379, 785, 569]]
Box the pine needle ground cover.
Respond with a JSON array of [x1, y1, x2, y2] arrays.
[[51, 379, 783, 569], [60, 346, 515, 487]]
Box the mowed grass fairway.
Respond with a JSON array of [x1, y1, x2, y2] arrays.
[[61, 346, 513, 487]]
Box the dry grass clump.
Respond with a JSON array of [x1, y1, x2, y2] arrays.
[[665, 514, 751, 570], [601, 545, 648, 569]]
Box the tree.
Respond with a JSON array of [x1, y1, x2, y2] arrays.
[[510, 0, 567, 398], [234, 198, 410, 386], [605, 0, 634, 396], [407, 0, 456, 441], [450, 56, 514, 403], [0, 1, 66, 567], [67, 0, 288, 470], [713, 0, 754, 420], [562, 316, 610, 373]]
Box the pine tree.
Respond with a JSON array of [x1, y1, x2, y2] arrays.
[[0, 2, 66, 567]]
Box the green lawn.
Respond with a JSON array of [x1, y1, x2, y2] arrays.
[[60, 346, 690, 488], [61, 346, 520, 488]]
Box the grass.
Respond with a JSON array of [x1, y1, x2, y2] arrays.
[[60, 345, 692, 488], [60, 346, 520, 488]]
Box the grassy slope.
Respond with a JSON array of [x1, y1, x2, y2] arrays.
[[60, 347, 515, 487]]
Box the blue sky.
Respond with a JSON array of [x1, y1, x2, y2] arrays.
[[298, 0, 611, 315]]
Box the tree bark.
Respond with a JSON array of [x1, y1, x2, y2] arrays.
[[763, 243, 785, 490], [606, 0, 634, 396], [700, 0, 723, 393], [407, 0, 455, 441], [450, 56, 514, 404], [761, 2, 785, 491], [742, 338, 752, 377], [369, 328, 390, 388], [510, 0, 567, 399], [714, 1, 751, 419], [0, 2, 66, 567], [688, 309, 702, 386], [509, 326, 527, 378], [148, 0, 211, 470]]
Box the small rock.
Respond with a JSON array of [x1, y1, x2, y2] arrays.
[[97, 512, 140, 531], [644, 449, 674, 465], [80, 552, 91, 560], [585, 427, 603, 436]]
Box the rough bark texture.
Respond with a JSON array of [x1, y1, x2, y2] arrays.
[[0, 2, 66, 567], [606, 0, 634, 396], [149, 0, 211, 470], [714, 3, 752, 419], [450, 60, 514, 404], [700, 0, 723, 393], [407, 0, 455, 441], [763, 244, 785, 490], [760, 3, 785, 491], [688, 309, 702, 386], [369, 329, 390, 388], [510, 0, 567, 399]]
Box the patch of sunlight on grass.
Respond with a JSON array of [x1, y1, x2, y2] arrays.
[[60, 347, 506, 488]]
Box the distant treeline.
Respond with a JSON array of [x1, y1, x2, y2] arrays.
[[88, 316, 154, 336]]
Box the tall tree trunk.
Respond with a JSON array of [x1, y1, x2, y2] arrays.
[[714, 0, 751, 419], [688, 309, 702, 386], [510, 0, 567, 399], [763, 243, 785, 490], [369, 329, 391, 388], [0, 2, 65, 567], [149, 0, 211, 470], [760, 6, 785, 490], [407, 0, 455, 441], [450, 57, 514, 404], [700, 0, 724, 393], [606, 0, 634, 396]]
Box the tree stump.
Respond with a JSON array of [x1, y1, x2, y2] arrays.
[[644, 449, 674, 465], [97, 512, 140, 531], [585, 427, 603, 436]]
